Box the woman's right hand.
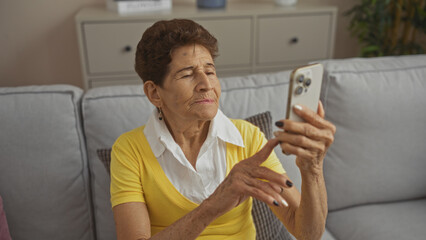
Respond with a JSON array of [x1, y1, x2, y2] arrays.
[[204, 139, 293, 216]]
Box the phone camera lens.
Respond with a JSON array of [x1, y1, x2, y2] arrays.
[[304, 78, 312, 87], [297, 75, 304, 83], [295, 86, 303, 95]]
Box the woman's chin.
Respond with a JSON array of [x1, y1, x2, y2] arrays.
[[192, 107, 218, 121]]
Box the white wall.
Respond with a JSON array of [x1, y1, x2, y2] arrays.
[[0, 0, 359, 88]]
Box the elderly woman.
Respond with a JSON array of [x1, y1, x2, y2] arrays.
[[111, 19, 336, 240]]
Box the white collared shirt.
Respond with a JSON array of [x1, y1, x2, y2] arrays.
[[143, 109, 244, 204]]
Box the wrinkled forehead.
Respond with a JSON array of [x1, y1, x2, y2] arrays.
[[171, 44, 212, 59], [168, 44, 214, 70]]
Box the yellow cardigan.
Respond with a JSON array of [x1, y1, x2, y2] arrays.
[[110, 119, 285, 239]]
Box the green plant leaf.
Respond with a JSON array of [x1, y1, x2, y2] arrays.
[[345, 0, 425, 57]]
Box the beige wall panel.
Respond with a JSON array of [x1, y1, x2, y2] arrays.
[[0, 0, 104, 88]]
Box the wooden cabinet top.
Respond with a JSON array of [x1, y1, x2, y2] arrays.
[[76, 2, 337, 22]]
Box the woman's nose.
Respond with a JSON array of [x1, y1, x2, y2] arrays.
[[196, 71, 213, 92]]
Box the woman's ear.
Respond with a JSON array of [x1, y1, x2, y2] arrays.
[[143, 81, 162, 108]]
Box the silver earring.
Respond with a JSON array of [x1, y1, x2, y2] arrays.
[[158, 108, 163, 121]]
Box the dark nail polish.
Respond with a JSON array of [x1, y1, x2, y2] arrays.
[[273, 200, 279, 206], [275, 121, 284, 127], [286, 180, 293, 187]]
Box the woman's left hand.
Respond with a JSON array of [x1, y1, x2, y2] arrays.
[[274, 101, 336, 175]]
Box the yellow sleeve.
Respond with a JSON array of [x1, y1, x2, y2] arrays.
[[250, 123, 286, 174], [110, 135, 145, 208]]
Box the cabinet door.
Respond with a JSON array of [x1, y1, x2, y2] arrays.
[[195, 17, 252, 69], [257, 14, 332, 65], [83, 21, 153, 75]]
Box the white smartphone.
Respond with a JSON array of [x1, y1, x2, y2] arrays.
[[286, 63, 324, 122]]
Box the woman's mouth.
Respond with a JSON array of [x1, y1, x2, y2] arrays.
[[194, 99, 215, 104]]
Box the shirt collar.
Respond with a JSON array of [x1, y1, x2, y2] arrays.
[[143, 109, 245, 158], [143, 109, 167, 158], [211, 109, 245, 148]]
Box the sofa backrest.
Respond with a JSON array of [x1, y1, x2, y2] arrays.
[[320, 55, 426, 211], [81, 70, 298, 240], [82, 86, 153, 240], [0, 85, 95, 240]]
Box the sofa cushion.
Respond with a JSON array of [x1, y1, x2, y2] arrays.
[[320, 55, 426, 211], [326, 198, 426, 240], [0, 85, 94, 240], [83, 85, 151, 240]]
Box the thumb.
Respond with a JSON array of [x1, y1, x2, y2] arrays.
[[252, 138, 280, 164]]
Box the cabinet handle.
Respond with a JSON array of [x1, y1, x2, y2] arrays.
[[290, 37, 299, 44], [124, 45, 132, 52]]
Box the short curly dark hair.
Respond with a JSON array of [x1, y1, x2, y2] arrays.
[[135, 19, 218, 86]]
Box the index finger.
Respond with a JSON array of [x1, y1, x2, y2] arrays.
[[293, 104, 334, 131], [251, 138, 280, 164]]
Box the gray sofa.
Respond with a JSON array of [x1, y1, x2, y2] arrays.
[[1, 54, 425, 240]]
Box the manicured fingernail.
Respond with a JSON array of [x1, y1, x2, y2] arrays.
[[286, 180, 293, 187], [273, 200, 279, 206], [281, 199, 289, 207], [275, 121, 284, 127], [294, 105, 302, 111]]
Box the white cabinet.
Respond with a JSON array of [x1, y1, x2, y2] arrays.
[[196, 17, 252, 69], [257, 14, 332, 65], [83, 22, 152, 74], [76, 3, 337, 89]]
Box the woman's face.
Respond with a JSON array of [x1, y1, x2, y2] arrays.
[[157, 44, 221, 124]]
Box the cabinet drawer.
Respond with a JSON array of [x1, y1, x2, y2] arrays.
[[83, 21, 154, 75], [195, 17, 252, 68], [257, 14, 332, 65], [82, 18, 252, 75]]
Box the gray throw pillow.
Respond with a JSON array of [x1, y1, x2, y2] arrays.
[[97, 111, 292, 240], [244, 112, 294, 240]]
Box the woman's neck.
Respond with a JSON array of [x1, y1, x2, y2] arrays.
[[163, 117, 211, 169]]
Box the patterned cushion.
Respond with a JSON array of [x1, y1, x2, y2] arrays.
[[244, 111, 274, 140], [244, 112, 293, 240], [96, 149, 112, 175], [96, 111, 292, 240]]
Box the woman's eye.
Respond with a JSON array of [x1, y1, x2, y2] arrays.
[[181, 74, 192, 79]]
